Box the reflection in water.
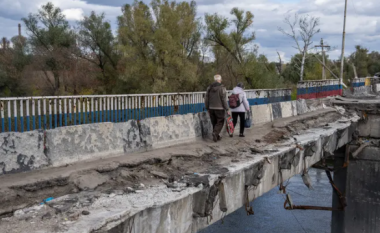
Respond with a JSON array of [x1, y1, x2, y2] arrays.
[[199, 168, 332, 233]]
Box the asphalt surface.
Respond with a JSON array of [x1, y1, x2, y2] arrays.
[[200, 168, 332, 233]]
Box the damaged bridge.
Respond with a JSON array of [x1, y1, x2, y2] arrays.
[[0, 94, 379, 233]]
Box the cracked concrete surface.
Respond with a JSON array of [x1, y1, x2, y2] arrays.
[[0, 106, 360, 233], [0, 130, 48, 175]]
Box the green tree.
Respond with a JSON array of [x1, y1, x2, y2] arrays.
[[205, 8, 255, 87], [117, 0, 201, 93], [78, 11, 119, 93], [349, 45, 369, 77], [0, 35, 31, 97], [283, 53, 338, 83], [367, 51, 380, 76], [22, 2, 76, 95], [205, 8, 282, 89]]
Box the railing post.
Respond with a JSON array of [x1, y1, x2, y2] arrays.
[[43, 99, 46, 129], [117, 97, 120, 122], [13, 100, 18, 132], [54, 99, 57, 128], [73, 99, 77, 126], [99, 98, 103, 122], [121, 97, 124, 122], [95, 98, 98, 123], [127, 96, 129, 121], [33, 99, 36, 130], [26, 99, 29, 131], [86, 98, 90, 124], [20, 100, 24, 132], [110, 97, 114, 122], [1, 100, 4, 132], [78, 98, 81, 125], [84, 98, 88, 124], [64, 99, 67, 126], [7, 101, 11, 132], [59, 99, 62, 127], [98, 98, 102, 123], [68, 98, 72, 126]]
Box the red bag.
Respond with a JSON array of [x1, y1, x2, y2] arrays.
[[226, 113, 234, 137]]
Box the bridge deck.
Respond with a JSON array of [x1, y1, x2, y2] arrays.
[[0, 107, 358, 233]]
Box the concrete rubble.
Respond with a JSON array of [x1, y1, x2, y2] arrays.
[[0, 100, 361, 233]]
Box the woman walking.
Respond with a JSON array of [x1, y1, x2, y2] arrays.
[[230, 83, 250, 137]]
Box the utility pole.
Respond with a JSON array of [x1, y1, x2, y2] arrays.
[[315, 38, 331, 80], [352, 63, 358, 79], [340, 0, 348, 84]]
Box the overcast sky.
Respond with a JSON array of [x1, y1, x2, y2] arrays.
[[0, 0, 379, 62]]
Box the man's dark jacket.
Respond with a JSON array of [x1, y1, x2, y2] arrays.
[[205, 82, 229, 111]]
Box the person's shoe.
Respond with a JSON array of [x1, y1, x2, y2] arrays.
[[212, 133, 218, 142], [217, 135, 222, 141], [239, 134, 245, 137]]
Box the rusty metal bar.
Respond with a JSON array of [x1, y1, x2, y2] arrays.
[[286, 205, 342, 211], [343, 144, 350, 168], [326, 170, 347, 209], [244, 186, 254, 216], [351, 141, 371, 158], [284, 194, 343, 211]]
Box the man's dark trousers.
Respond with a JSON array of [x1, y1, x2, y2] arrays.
[[209, 109, 225, 136]]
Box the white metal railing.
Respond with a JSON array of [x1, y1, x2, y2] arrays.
[[0, 89, 291, 132]]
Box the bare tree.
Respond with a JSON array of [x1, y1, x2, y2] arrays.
[[278, 14, 320, 81], [276, 50, 283, 75]]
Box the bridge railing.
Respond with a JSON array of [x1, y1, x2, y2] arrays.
[[0, 89, 291, 132]]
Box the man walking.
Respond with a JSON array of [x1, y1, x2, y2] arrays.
[[205, 74, 229, 142]]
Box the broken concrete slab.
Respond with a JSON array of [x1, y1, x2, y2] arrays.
[[70, 171, 109, 191], [150, 171, 168, 179], [272, 108, 338, 128]]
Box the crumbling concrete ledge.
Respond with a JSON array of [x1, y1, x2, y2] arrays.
[[44, 112, 359, 233]]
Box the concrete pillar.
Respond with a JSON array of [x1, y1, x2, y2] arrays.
[[331, 157, 347, 233], [332, 146, 380, 233]]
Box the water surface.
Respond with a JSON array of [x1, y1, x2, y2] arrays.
[[200, 168, 332, 233]]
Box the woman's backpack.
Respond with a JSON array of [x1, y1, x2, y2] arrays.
[[228, 94, 241, 109]]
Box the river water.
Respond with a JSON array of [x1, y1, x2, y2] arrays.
[[199, 168, 332, 233]]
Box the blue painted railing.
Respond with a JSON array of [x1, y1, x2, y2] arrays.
[[0, 89, 291, 132]]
